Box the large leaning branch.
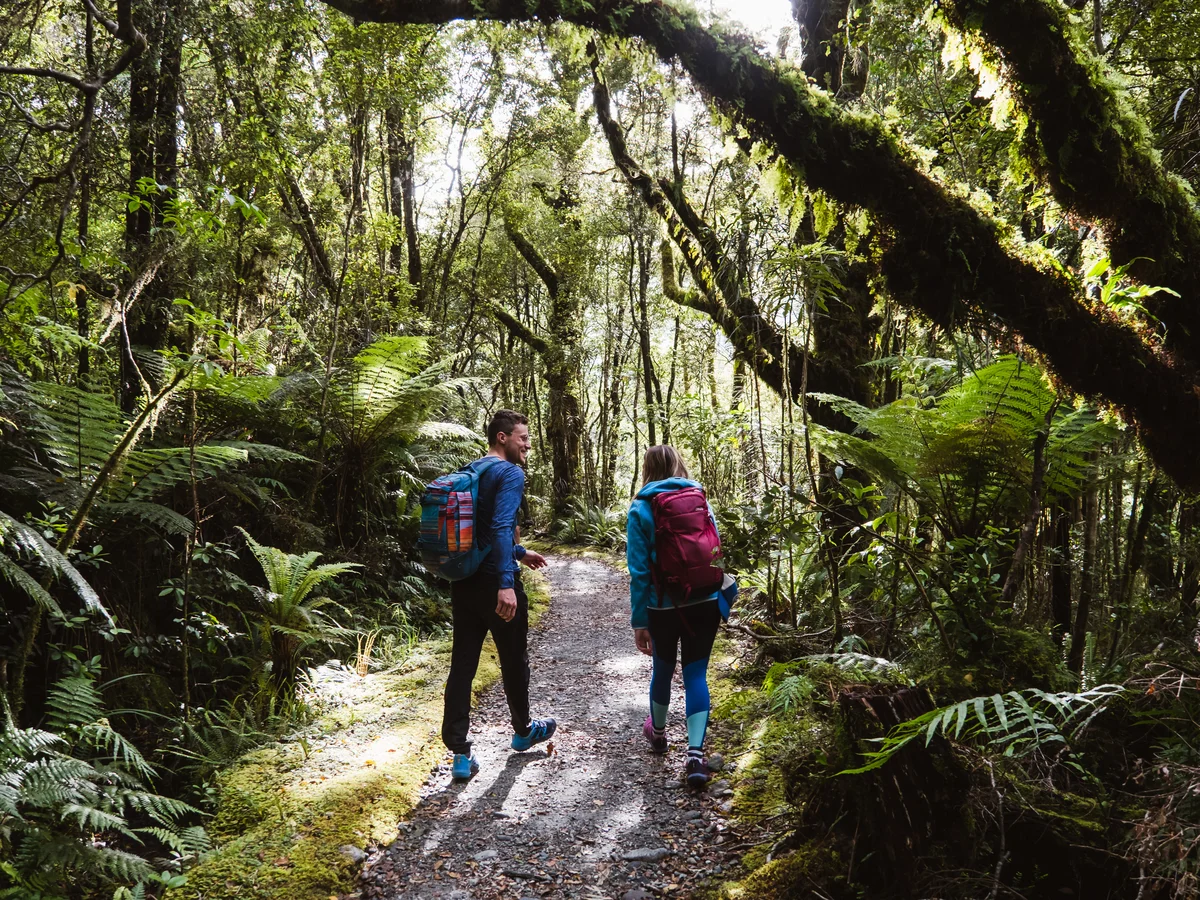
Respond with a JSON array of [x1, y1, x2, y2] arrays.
[[317, 0, 1200, 490], [504, 221, 561, 298], [939, 0, 1200, 367]]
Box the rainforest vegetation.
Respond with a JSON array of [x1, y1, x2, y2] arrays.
[[2, 0, 1200, 897]]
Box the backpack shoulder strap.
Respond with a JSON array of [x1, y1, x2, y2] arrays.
[[462, 455, 503, 475]]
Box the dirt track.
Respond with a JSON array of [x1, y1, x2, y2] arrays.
[[358, 555, 741, 900]]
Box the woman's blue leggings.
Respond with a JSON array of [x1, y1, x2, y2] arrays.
[[646, 600, 721, 750]]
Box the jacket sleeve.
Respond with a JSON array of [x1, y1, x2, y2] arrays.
[[490, 465, 526, 590], [627, 499, 654, 629]]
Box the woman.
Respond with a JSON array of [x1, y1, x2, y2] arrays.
[[626, 445, 724, 789]]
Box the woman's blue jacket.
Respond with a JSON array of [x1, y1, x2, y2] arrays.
[[626, 477, 719, 630]]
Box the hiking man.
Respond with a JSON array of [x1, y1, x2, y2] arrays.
[[441, 409, 555, 780]]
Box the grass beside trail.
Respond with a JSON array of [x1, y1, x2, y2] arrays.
[[168, 572, 550, 900]]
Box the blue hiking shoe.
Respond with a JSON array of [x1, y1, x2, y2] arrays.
[[511, 717, 557, 751], [451, 752, 478, 780]]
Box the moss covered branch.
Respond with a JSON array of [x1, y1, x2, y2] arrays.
[[317, 0, 1200, 490], [593, 56, 812, 401], [488, 299, 550, 354], [938, 0, 1200, 366]]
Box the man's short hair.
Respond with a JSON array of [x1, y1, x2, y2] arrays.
[[487, 409, 528, 445]]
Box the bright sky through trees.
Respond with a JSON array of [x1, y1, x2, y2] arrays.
[[709, 0, 796, 40]]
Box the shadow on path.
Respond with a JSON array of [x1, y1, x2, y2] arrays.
[[358, 556, 740, 900]]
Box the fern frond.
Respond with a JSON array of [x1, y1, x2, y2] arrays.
[[97, 501, 195, 536], [807, 393, 874, 432], [841, 683, 1124, 774], [58, 802, 136, 838], [108, 446, 249, 502], [209, 441, 309, 465], [76, 725, 155, 780], [416, 421, 483, 442], [18, 756, 101, 807], [122, 791, 198, 824], [801, 652, 902, 675], [0, 726, 64, 759], [44, 676, 105, 732], [769, 674, 817, 714], [0, 552, 65, 619], [24, 382, 124, 485], [0, 511, 104, 619]]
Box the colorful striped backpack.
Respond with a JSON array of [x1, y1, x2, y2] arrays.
[[418, 456, 501, 581]]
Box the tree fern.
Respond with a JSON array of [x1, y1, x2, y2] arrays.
[[236, 528, 359, 692], [11, 371, 298, 545], [841, 683, 1125, 774], [325, 337, 479, 458], [811, 356, 1115, 537]]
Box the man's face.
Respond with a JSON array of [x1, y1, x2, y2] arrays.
[[497, 423, 531, 465]]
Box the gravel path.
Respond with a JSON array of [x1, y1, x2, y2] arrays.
[[359, 555, 742, 900]]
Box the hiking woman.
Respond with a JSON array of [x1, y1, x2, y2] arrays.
[[627, 445, 730, 789]]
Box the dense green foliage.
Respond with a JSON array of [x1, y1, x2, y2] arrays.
[[2, 0, 1200, 897]]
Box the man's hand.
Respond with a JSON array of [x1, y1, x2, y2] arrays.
[[521, 550, 548, 570], [633, 628, 653, 656], [496, 588, 518, 622]]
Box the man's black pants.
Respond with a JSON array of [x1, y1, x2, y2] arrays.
[[441, 569, 531, 755]]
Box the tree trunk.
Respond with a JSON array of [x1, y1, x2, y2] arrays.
[[1069, 480, 1100, 674], [633, 233, 659, 446], [501, 224, 582, 519], [1049, 502, 1073, 645], [837, 684, 968, 886], [386, 103, 425, 313], [120, 0, 162, 411]]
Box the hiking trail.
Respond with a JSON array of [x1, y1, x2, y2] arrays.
[[357, 554, 744, 900]]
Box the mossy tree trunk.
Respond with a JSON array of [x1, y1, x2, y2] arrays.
[[939, 0, 1200, 367], [386, 103, 425, 314], [497, 223, 582, 520]]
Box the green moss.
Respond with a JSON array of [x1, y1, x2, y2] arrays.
[[170, 570, 550, 900], [721, 841, 846, 900]]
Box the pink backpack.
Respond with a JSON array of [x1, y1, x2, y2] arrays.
[[650, 486, 724, 604]]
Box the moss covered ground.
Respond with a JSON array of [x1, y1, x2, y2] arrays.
[[699, 641, 851, 900], [168, 573, 550, 900]]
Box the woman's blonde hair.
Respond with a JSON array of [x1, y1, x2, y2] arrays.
[[641, 444, 690, 485]]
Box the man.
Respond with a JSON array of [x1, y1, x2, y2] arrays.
[[441, 409, 555, 780]]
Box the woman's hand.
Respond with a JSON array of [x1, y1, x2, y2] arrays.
[[633, 628, 653, 656]]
